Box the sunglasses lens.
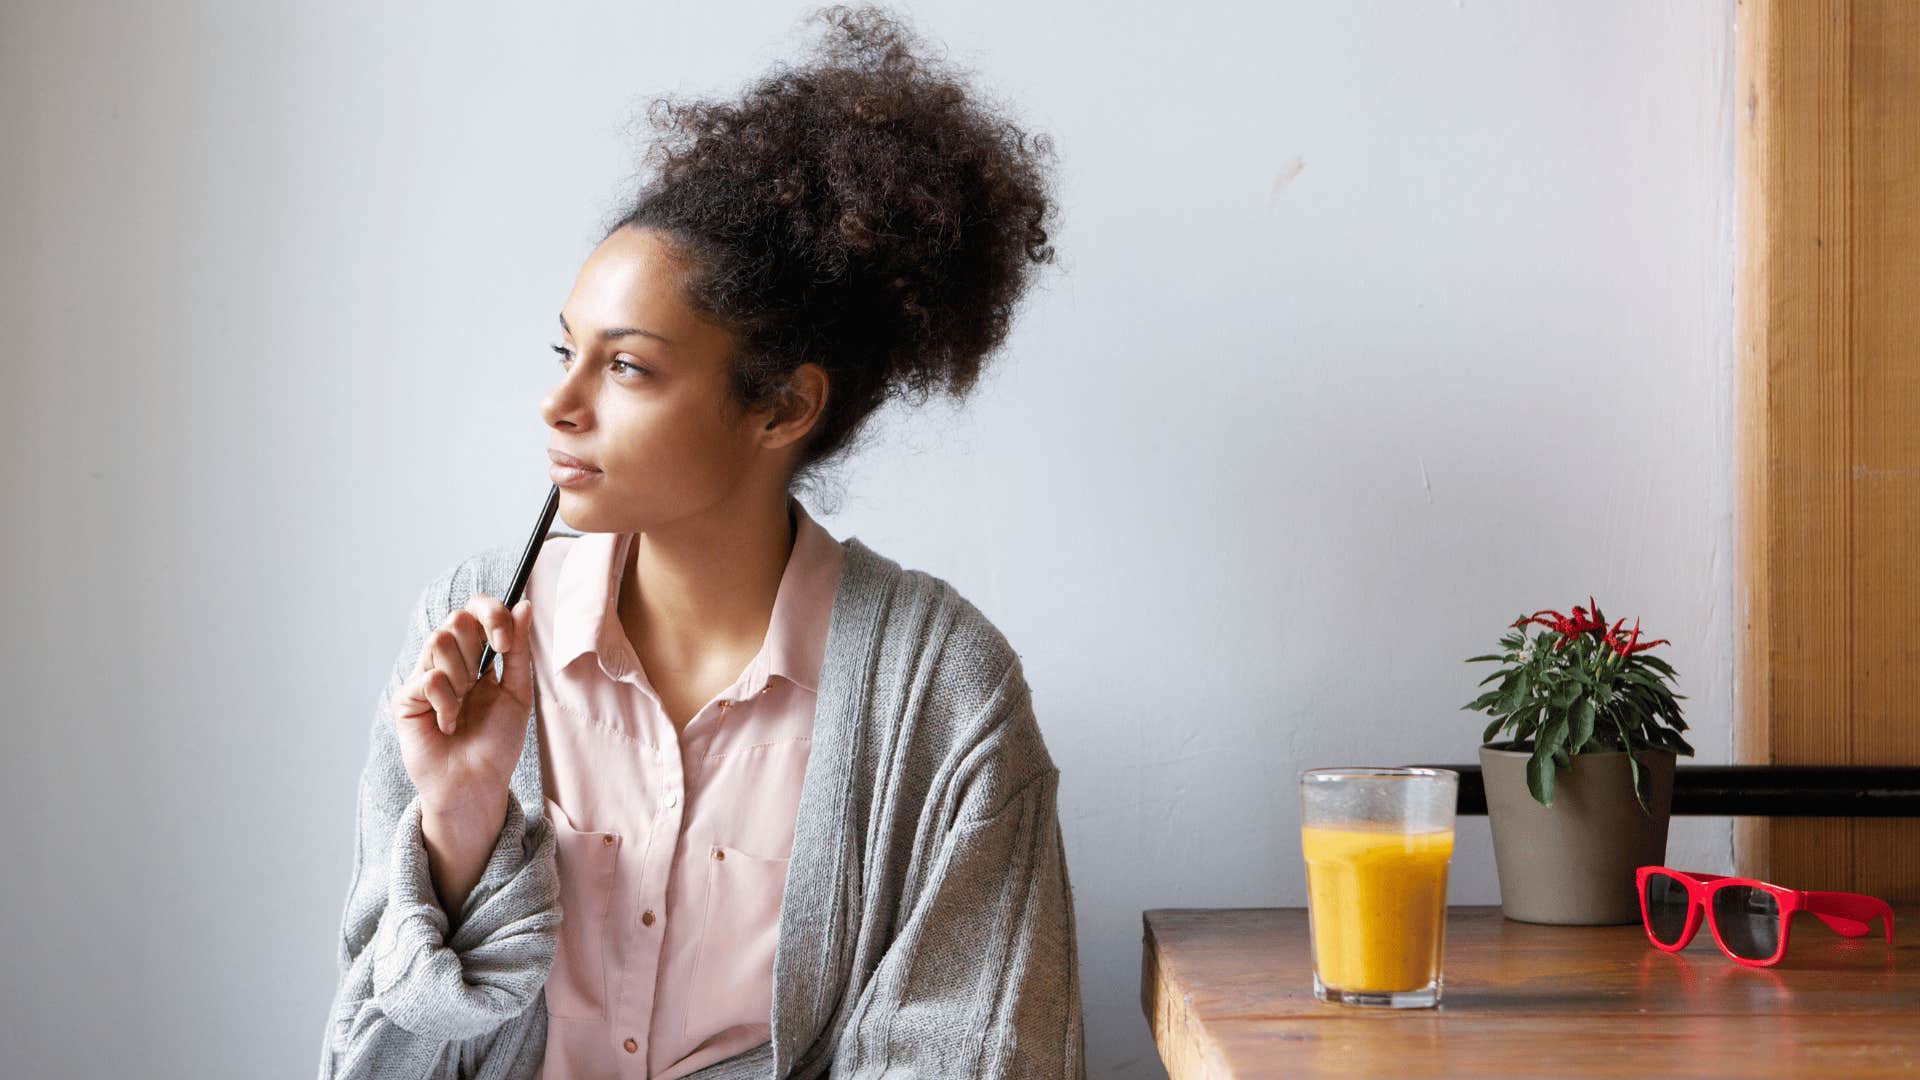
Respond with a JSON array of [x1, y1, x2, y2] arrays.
[[1712, 885, 1782, 960], [1643, 872, 1690, 945]]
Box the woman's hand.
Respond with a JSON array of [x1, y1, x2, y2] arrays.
[[391, 594, 535, 821]]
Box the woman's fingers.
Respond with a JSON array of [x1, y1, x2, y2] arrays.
[[400, 594, 521, 739], [466, 594, 514, 654], [392, 668, 434, 722], [410, 595, 510, 674], [418, 611, 484, 697], [442, 609, 487, 676], [394, 667, 459, 736], [422, 667, 461, 734]]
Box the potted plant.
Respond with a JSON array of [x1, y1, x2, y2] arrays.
[[1463, 598, 1693, 925]]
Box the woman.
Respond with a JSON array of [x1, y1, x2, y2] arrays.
[[318, 6, 1081, 1078]]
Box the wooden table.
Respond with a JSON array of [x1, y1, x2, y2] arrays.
[[1142, 905, 1919, 1078]]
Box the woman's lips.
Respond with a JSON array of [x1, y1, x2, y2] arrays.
[[549, 463, 601, 487], [548, 448, 600, 487]]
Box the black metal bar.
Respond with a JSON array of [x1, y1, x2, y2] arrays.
[[1411, 765, 1920, 817]]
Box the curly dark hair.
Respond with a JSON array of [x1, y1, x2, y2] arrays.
[[602, 3, 1060, 499]]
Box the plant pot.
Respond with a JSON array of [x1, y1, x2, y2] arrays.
[[1478, 744, 1676, 925]]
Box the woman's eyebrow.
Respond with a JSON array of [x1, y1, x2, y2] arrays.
[[558, 311, 674, 347]]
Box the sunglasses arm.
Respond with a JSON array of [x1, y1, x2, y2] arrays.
[[1802, 890, 1896, 943]]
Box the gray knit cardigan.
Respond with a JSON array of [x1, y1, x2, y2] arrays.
[[317, 531, 1086, 1079]]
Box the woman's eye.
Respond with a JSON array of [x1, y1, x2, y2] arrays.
[[549, 344, 648, 379]]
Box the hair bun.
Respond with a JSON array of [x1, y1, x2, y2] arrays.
[[609, 2, 1061, 492]]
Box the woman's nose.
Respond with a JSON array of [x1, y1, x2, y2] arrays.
[[541, 381, 588, 428], [542, 360, 597, 422]]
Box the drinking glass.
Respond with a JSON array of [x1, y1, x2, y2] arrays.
[[1299, 766, 1459, 1008]]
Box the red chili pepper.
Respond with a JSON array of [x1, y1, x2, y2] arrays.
[[1509, 599, 1669, 658], [1519, 609, 1567, 634]]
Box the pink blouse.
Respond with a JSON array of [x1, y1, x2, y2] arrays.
[[526, 498, 846, 1079]]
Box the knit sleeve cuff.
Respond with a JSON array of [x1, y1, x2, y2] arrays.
[[369, 794, 562, 1042]]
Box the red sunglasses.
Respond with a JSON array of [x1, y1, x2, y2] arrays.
[[1636, 866, 1895, 967]]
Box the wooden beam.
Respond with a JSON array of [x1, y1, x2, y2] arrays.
[[1735, 0, 1920, 898]]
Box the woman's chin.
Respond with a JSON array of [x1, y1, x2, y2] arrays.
[[554, 487, 609, 531]]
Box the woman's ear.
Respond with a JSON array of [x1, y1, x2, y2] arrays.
[[761, 363, 830, 446]]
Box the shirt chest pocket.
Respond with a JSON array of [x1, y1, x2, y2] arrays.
[[543, 797, 620, 1022], [680, 844, 791, 1040]]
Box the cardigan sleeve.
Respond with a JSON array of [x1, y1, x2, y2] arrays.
[[835, 707, 1088, 1079], [316, 571, 561, 1080]]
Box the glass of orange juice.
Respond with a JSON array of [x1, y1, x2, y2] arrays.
[[1299, 766, 1459, 1008]]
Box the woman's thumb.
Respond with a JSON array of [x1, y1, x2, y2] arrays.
[[502, 598, 535, 703]]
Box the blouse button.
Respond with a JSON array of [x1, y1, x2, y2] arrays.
[[641, 909, 656, 927], [601, 834, 615, 846], [623, 1038, 638, 1054], [714, 848, 726, 861]]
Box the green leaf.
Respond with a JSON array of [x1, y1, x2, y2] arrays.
[[1636, 654, 1678, 678], [1497, 672, 1530, 714], [1527, 749, 1557, 806], [1609, 715, 1653, 812], [1538, 715, 1568, 759], [1464, 689, 1504, 712], [1482, 715, 1507, 744], [1479, 669, 1509, 687], [1571, 696, 1597, 751], [1465, 654, 1507, 664]]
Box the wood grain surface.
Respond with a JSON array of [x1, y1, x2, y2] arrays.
[[1142, 906, 1916, 1079], [1735, 0, 1920, 897]]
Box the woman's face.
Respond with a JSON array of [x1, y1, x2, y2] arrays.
[[541, 225, 796, 535]]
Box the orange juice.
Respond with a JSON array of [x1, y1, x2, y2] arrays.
[[1301, 825, 1453, 993]]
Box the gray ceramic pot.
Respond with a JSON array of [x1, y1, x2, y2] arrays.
[[1478, 743, 1676, 925]]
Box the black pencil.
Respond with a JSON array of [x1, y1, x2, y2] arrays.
[[475, 483, 561, 681]]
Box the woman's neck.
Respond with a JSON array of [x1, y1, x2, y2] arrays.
[[616, 496, 797, 668]]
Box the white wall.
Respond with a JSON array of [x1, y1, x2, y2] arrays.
[[0, 1, 1733, 1076]]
